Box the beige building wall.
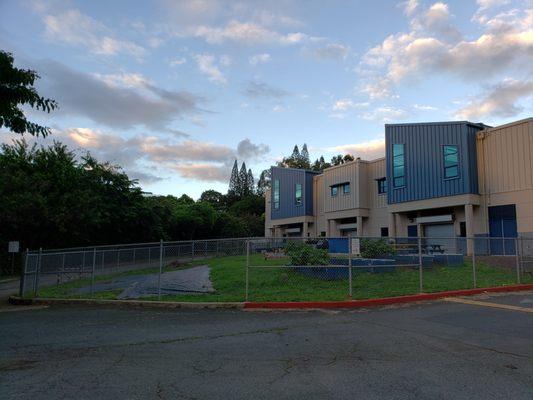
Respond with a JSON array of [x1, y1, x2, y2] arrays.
[[477, 118, 533, 235], [313, 174, 326, 236], [365, 158, 389, 236]]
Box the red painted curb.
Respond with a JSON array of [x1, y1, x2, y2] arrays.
[[244, 284, 533, 309]]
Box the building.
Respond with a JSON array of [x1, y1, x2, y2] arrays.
[[264, 118, 533, 255]]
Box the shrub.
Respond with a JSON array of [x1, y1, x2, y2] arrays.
[[284, 241, 329, 266], [360, 238, 396, 258]]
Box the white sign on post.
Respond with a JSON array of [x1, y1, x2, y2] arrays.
[[351, 238, 361, 256], [8, 241, 20, 253]]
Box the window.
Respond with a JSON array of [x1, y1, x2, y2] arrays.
[[331, 186, 338, 196], [295, 183, 302, 206], [377, 177, 387, 194], [381, 227, 389, 237], [443, 145, 459, 179], [392, 144, 405, 188], [273, 179, 280, 209], [343, 183, 350, 194], [460, 221, 466, 237]]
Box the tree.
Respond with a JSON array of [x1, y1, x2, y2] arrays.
[[278, 144, 311, 169], [331, 154, 355, 166], [228, 159, 239, 195], [0, 50, 57, 137], [239, 162, 248, 196], [301, 143, 310, 165], [256, 169, 271, 195], [311, 156, 331, 172], [247, 169, 254, 195], [199, 190, 226, 210]]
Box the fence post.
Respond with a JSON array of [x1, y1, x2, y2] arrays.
[[158, 239, 163, 300], [471, 237, 477, 289], [515, 237, 521, 284], [19, 249, 29, 297], [192, 241, 195, 262], [245, 240, 250, 302], [216, 240, 219, 258], [91, 248, 96, 296], [348, 237, 353, 298], [148, 247, 151, 267], [418, 237, 423, 293], [117, 249, 120, 270], [35, 247, 42, 297], [133, 248, 136, 266]]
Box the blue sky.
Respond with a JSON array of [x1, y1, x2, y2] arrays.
[[1, 0, 531, 198]]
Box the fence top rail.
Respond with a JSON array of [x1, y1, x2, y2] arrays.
[[28, 236, 264, 255]]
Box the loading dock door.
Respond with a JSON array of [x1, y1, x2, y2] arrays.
[[489, 205, 517, 255], [424, 223, 455, 253]]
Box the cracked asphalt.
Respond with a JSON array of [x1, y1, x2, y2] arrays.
[[1, 293, 532, 399]]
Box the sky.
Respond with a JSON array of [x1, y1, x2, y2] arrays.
[[1, 0, 532, 198]]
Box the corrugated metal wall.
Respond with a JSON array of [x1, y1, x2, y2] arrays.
[[478, 119, 533, 194], [386, 122, 482, 204], [270, 167, 316, 220]]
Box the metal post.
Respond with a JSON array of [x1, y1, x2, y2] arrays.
[[19, 249, 29, 297], [192, 241, 195, 261], [515, 238, 521, 284], [60, 253, 66, 285], [216, 240, 219, 258], [348, 237, 353, 298], [35, 248, 42, 297], [91, 248, 96, 296], [471, 237, 477, 289], [148, 247, 151, 267], [418, 237, 423, 293], [245, 240, 250, 302], [158, 239, 163, 300], [133, 248, 136, 266], [117, 249, 120, 270], [102, 250, 105, 271]]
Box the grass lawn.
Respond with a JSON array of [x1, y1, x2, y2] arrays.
[[33, 253, 532, 302]]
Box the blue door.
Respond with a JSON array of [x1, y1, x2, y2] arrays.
[[407, 225, 417, 245], [489, 205, 517, 255]]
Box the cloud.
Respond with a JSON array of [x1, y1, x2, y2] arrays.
[[236, 138, 270, 159], [173, 163, 231, 182], [401, 0, 419, 16], [359, 4, 532, 99], [249, 53, 271, 65], [170, 57, 187, 66], [42, 8, 146, 58], [455, 79, 533, 120], [194, 54, 227, 84], [360, 106, 408, 122], [40, 61, 200, 135], [242, 81, 290, 99], [332, 99, 369, 112], [192, 20, 314, 45], [413, 104, 438, 111], [320, 138, 386, 160], [311, 43, 349, 60]]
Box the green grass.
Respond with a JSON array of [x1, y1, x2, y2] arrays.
[[32, 253, 532, 302]]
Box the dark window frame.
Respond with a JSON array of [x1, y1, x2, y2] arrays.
[[443, 144, 460, 180], [295, 183, 302, 206], [392, 143, 405, 188], [273, 179, 280, 210], [377, 177, 387, 194]]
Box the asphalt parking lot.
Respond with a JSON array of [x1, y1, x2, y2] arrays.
[[1, 292, 532, 400]]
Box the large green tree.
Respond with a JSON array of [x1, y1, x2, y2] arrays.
[[0, 50, 57, 137]]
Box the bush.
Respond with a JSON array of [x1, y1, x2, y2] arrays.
[[360, 238, 396, 258], [284, 241, 330, 266]]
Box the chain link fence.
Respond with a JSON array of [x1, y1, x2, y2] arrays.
[[18, 235, 533, 302], [245, 236, 533, 302], [20, 238, 252, 299]]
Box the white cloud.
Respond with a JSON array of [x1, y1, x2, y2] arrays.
[[360, 106, 408, 122], [194, 54, 227, 84], [320, 138, 386, 160], [249, 53, 271, 65], [42, 9, 146, 58], [455, 78, 533, 120], [192, 20, 314, 45], [170, 57, 187, 66], [311, 43, 349, 60], [413, 104, 438, 111], [359, 4, 532, 99], [332, 99, 369, 112]]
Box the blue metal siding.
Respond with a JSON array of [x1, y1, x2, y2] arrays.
[[270, 167, 316, 220], [386, 122, 482, 204]]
